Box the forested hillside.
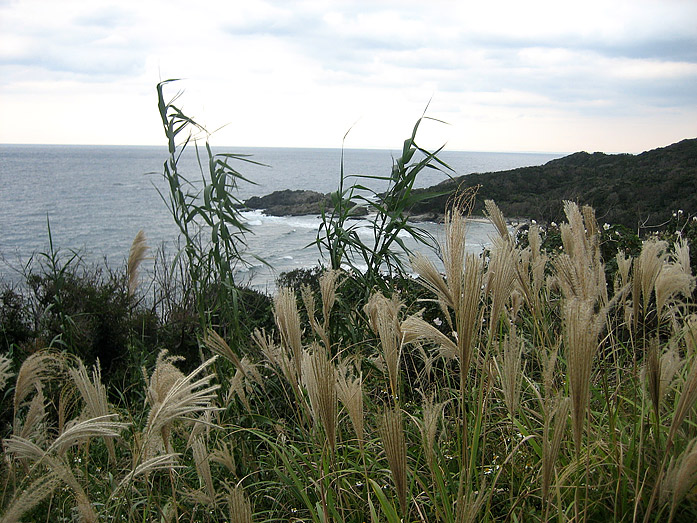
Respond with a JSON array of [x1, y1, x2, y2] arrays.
[[411, 138, 697, 229]]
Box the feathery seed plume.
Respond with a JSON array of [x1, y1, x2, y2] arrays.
[[127, 229, 149, 297], [380, 408, 408, 514]]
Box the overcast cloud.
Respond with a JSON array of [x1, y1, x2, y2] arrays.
[[0, 0, 695, 152]]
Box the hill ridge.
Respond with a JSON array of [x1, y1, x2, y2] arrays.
[[409, 137, 697, 229]]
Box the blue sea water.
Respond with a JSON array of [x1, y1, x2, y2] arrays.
[[0, 144, 562, 292]]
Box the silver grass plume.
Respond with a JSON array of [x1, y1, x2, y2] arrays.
[[563, 297, 605, 455], [16, 388, 47, 444], [0, 353, 13, 391], [191, 435, 215, 502], [204, 329, 243, 369], [380, 408, 408, 515], [302, 346, 338, 453], [142, 351, 219, 460], [13, 350, 66, 425], [484, 199, 511, 243], [553, 201, 606, 304], [542, 396, 570, 505], [4, 416, 126, 523], [495, 328, 526, 421], [456, 253, 485, 378], [410, 193, 484, 385], [401, 314, 458, 361], [301, 284, 330, 351], [365, 292, 404, 400], [667, 325, 697, 454], [661, 437, 697, 522], [211, 441, 237, 472], [0, 471, 60, 523], [645, 340, 683, 420], [418, 393, 445, 474], [113, 453, 182, 495], [319, 269, 340, 333], [228, 486, 254, 523], [48, 414, 127, 456], [655, 255, 695, 325], [274, 287, 304, 381], [69, 360, 117, 463], [632, 239, 668, 331], [485, 235, 517, 337], [224, 355, 262, 412], [336, 359, 365, 453], [127, 229, 149, 297]]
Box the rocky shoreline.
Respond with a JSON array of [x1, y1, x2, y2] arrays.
[[243, 189, 443, 222], [241, 137, 697, 229], [244, 189, 369, 219]]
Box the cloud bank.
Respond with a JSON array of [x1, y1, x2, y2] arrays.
[[0, 0, 695, 152]]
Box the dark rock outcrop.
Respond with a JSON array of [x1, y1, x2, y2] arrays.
[[244, 189, 367, 217], [244, 190, 331, 216]]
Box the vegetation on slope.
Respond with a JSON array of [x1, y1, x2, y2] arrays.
[[409, 138, 697, 230]]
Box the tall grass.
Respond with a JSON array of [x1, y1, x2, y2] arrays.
[[2, 193, 696, 522], [156, 80, 268, 341], [315, 110, 454, 296], [2, 84, 697, 521]]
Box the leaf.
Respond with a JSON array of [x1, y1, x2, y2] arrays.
[[368, 479, 402, 523]]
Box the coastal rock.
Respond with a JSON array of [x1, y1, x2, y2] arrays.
[[244, 190, 330, 216], [244, 189, 368, 217]]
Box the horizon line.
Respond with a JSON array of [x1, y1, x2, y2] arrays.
[[2, 141, 621, 156]]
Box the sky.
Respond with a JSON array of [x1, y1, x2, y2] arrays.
[[0, 0, 696, 153]]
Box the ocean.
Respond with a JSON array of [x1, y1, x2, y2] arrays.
[[0, 144, 562, 292]]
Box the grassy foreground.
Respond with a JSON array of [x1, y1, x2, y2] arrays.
[[1, 197, 696, 522]]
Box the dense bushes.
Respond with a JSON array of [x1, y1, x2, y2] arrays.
[[0, 252, 275, 397]]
